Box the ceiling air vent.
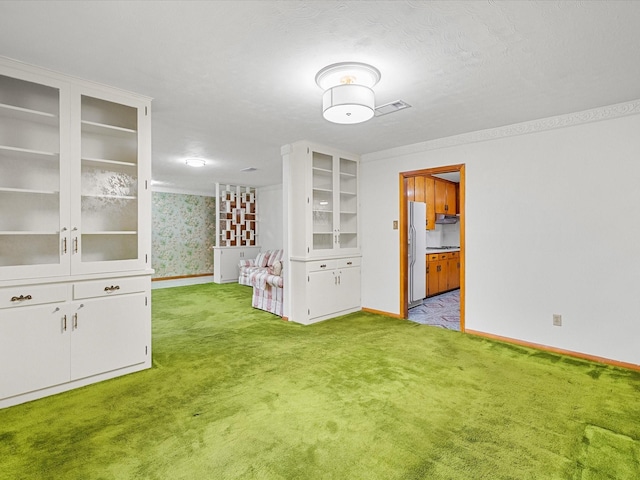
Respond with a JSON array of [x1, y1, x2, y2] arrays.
[[374, 100, 411, 117]]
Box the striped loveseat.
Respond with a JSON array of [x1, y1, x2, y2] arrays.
[[238, 249, 284, 317]]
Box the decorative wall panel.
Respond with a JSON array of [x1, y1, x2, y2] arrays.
[[216, 184, 257, 247]]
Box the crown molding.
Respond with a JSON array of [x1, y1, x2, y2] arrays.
[[362, 98, 640, 163]]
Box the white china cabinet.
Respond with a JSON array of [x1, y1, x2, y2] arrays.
[[282, 141, 361, 324], [0, 57, 152, 408]]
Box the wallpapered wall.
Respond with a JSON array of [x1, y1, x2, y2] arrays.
[[152, 192, 216, 278]]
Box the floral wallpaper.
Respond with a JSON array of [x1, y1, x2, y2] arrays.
[[152, 192, 215, 278]]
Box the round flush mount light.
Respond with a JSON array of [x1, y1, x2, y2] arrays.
[[315, 62, 381, 125], [315, 62, 381, 90], [185, 158, 206, 167]]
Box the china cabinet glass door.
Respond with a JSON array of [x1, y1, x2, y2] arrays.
[[0, 72, 69, 279], [72, 91, 144, 274], [338, 157, 358, 250], [312, 151, 334, 250], [309, 148, 359, 255]]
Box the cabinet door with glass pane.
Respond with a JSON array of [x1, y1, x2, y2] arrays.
[[311, 151, 334, 251], [70, 88, 150, 275], [0, 68, 70, 280], [309, 147, 359, 256], [338, 156, 358, 251]]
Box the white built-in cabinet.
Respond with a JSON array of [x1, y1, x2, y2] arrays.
[[213, 246, 261, 283], [0, 57, 152, 409], [283, 141, 361, 324]]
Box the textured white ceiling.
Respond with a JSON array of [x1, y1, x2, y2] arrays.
[[1, 1, 640, 193]]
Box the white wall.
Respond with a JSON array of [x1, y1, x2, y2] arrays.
[[258, 184, 283, 251], [360, 107, 640, 365]]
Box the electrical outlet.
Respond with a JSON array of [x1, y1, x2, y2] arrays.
[[393, 220, 398, 230], [553, 314, 562, 326]]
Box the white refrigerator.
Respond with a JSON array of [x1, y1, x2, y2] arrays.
[[408, 201, 426, 308]]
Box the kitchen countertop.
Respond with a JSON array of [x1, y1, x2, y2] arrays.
[[425, 248, 461, 254]]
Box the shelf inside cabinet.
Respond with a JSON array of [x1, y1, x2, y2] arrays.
[[81, 193, 137, 200], [0, 187, 58, 195], [313, 187, 332, 193], [0, 144, 58, 158], [340, 190, 357, 196], [81, 120, 137, 137], [82, 156, 137, 167], [0, 231, 60, 235], [339, 171, 356, 178], [0, 102, 58, 124], [82, 231, 137, 235]]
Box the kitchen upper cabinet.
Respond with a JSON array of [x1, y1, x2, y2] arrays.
[[424, 176, 436, 230], [406, 175, 436, 230], [434, 178, 457, 214], [405, 177, 415, 202]]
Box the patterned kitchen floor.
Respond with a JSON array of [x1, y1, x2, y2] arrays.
[[408, 289, 460, 331]]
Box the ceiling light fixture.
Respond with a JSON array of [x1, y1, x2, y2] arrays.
[[315, 62, 381, 124], [185, 158, 206, 167]]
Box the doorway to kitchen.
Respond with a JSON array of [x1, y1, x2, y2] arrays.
[[399, 165, 465, 331]]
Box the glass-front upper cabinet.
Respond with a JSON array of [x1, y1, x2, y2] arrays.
[[338, 157, 358, 250], [309, 147, 359, 256], [311, 151, 334, 251], [0, 61, 150, 281], [0, 70, 70, 280], [70, 88, 150, 275]]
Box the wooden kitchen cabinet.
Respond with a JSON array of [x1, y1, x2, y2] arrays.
[[434, 178, 457, 214], [426, 251, 460, 297], [406, 175, 436, 229], [425, 177, 436, 229], [447, 251, 460, 290]]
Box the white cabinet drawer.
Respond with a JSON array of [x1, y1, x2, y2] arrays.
[[0, 284, 68, 309], [336, 257, 361, 268], [74, 276, 149, 300], [306, 259, 337, 272]]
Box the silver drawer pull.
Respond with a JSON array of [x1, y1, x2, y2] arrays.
[[104, 285, 120, 292], [11, 294, 32, 302]]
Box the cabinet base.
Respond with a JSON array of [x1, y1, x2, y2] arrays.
[[291, 306, 361, 326], [0, 360, 151, 409]]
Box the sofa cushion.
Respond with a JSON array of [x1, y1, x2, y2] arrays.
[[267, 249, 283, 266], [269, 260, 282, 276], [255, 251, 269, 267]]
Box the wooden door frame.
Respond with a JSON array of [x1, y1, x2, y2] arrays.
[[399, 164, 465, 330]]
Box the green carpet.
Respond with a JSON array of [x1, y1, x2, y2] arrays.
[[1, 283, 639, 479]]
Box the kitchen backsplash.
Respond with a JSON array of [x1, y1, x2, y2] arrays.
[[426, 222, 460, 247]]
